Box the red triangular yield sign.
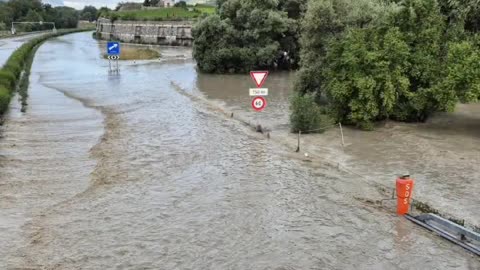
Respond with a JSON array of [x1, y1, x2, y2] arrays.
[[250, 71, 269, 88]]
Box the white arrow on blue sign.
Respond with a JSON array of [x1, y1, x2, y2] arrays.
[[107, 41, 120, 55]]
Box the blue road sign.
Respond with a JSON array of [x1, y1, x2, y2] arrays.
[[107, 41, 120, 55]]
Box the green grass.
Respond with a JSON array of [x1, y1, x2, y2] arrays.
[[110, 6, 215, 21], [102, 47, 160, 60], [193, 5, 215, 15]]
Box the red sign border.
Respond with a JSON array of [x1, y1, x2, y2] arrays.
[[252, 96, 267, 112], [250, 71, 269, 88]]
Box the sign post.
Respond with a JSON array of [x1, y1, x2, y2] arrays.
[[249, 71, 269, 111], [251, 96, 267, 112], [249, 71, 269, 132], [107, 41, 120, 73]]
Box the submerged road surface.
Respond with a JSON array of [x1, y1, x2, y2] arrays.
[[0, 33, 46, 66], [0, 32, 478, 269]]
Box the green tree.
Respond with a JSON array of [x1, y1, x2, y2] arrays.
[[7, 0, 43, 21], [80, 5, 98, 22], [294, 0, 480, 129], [294, 0, 391, 96], [174, 1, 187, 8], [388, 0, 447, 122], [0, 2, 14, 26], [440, 39, 480, 106], [323, 26, 410, 128], [97, 7, 112, 20], [193, 0, 303, 73], [50, 7, 79, 29], [21, 9, 43, 31]]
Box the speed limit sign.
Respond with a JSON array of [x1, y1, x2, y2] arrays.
[[252, 96, 267, 112]]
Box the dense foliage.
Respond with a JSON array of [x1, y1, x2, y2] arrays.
[[80, 6, 98, 22], [290, 93, 331, 133], [293, 0, 480, 129], [192, 0, 307, 73], [0, 0, 80, 31]]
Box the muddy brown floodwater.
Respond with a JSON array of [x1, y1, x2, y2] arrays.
[[0, 32, 479, 269]]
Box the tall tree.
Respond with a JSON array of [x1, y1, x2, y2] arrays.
[[193, 0, 305, 73], [80, 5, 98, 22]]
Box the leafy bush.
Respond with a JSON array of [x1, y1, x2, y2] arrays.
[[442, 40, 480, 105], [0, 86, 11, 115], [293, 0, 480, 129], [0, 70, 16, 88], [290, 93, 332, 133]]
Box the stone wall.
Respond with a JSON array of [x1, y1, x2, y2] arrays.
[[96, 18, 194, 46]]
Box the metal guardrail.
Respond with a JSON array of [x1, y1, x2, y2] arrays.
[[405, 214, 480, 256]]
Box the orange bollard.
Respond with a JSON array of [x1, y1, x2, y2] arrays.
[[396, 175, 414, 215]]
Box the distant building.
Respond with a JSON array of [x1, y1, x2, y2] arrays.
[[190, 0, 212, 4], [164, 0, 176, 7]]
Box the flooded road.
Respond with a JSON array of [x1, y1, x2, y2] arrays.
[[0, 33, 46, 66], [194, 67, 480, 229], [0, 32, 478, 269]]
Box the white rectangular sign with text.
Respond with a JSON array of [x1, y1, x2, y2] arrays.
[[249, 88, 268, 96]]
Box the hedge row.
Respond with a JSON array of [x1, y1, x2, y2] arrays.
[[0, 29, 89, 117]]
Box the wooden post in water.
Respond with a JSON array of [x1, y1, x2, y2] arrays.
[[296, 130, 301, 152], [339, 122, 345, 147]]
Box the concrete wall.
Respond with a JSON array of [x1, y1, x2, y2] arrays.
[[96, 18, 194, 46]]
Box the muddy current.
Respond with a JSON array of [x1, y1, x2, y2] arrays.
[[0, 32, 478, 269]]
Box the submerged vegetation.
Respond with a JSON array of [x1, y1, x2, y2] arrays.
[[0, 29, 87, 117], [295, 0, 480, 129], [290, 93, 332, 133], [193, 0, 480, 130]]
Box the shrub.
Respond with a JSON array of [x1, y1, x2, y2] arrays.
[[290, 93, 332, 133], [0, 86, 11, 115], [294, 0, 480, 128], [0, 70, 16, 88], [442, 40, 480, 105]]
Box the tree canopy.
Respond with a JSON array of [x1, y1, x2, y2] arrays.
[[0, 0, 80, 30], [80, 5, 97, 22], [192, 0, 307, 73], [293, 0, 480, 129]]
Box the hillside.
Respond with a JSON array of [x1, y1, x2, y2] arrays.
[[108, 5, 215, 21]]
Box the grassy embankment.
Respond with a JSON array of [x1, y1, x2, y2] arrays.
[[103, 46, 160, 60], [0, 29, 92, 117], [107, 5, 215, 21]]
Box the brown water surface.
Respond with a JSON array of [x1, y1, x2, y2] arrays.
[[0, 32, 478, 269]]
